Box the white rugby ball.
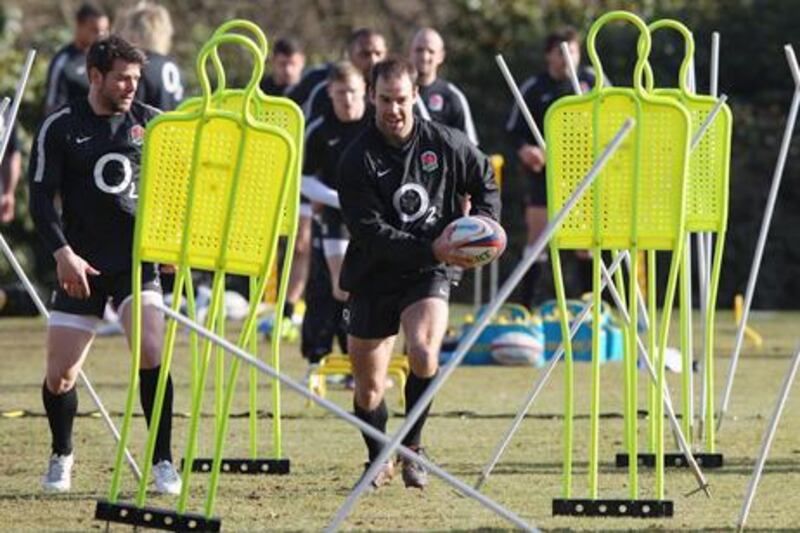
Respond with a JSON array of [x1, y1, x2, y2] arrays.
[[491, 331, 544, 366], [445, 215, 506, 268]]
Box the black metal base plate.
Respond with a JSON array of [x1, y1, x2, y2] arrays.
[[182, 458, 291, 475], [615, 452, 724, 468], [553, 498, 673, 517], [95, 499, 220, 531]]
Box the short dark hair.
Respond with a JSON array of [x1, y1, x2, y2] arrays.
[[370, 56, 417, 88], [75, 2, 107, 24], [86, 36, 146, 75], [273, 37, 303, 57], [544, 26, 579, 52], [346, 28, 384, 50]]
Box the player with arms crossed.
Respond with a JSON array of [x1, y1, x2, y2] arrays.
[[29, 36, 180, 495], [338, 57, 500, 489]]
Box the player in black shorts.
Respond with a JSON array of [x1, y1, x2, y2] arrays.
[[338, 57, 500, 489], [44, 3, 109, 114], [505, 26, 596, 306], [300, 62, 370, 371], [28, 36, 180, 495]]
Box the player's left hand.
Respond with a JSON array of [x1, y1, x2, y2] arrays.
[[432, 226, 473, 268]]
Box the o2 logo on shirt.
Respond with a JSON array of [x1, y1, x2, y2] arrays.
[[393, 183, 431, 223], [162, 62, 184, 101], [93, 153, 137, 199]]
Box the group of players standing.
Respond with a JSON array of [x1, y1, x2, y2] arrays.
[[10, 1, 594, 496]]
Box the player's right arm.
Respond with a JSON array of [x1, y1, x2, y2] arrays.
[[44, 50, 69, 114], [505, 77, 545, 173], [28, 109, 99, 298]]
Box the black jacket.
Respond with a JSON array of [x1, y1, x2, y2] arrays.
[[338, 119, 500, 294]]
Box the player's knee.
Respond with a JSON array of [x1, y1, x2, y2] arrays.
[[354, 381, 385, 411], [46, 373, 77, 395], [139, 338, 163, 369], [406, 344, 438, 377]]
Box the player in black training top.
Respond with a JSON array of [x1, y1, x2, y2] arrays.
[[29, 36, 181, 496], [299, 61, 370, 371], [292, 28, 387, 121], [260, 37, 305, 98], [44, 3, 109, 113], [505, 26, 595, 306], [410, 27, 479, 145], [338, 57, 500, 489], [117, 2, 184, 111]]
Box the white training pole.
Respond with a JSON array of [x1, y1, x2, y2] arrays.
[[710, 32, 720, 98], [718, 44, 800, 432], [496, 55, 547, 152], [473, 265, 483, 310], [490, 261, 498, 300], [0, 233, 142, 480], [326, 119, 635, 531], [475, 251, 628, 489], [560, 42, 582, 95], [0, 51, 34, 167], [736, 345, 800, 531], [157, 304, 538, 532]]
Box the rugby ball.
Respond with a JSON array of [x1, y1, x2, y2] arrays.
[[491, 331, 544, 366], [445, 215, 506, 268]]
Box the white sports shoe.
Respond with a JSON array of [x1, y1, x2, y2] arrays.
[[153, 460, 182, 495], [42, 453, 74, 492]]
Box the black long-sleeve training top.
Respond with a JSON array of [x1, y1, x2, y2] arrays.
[[28, 99, 159, 273], [338, 119, 500, 294]]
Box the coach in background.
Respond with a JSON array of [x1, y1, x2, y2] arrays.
[[29, 37, 181, 495], [116, 2, 184, 111], [44, 2, 109, 113], [338, 57, 500, 489], [506, 26, 595, 307], [261, 37, 306, 97], [410, 27, 479, 145]]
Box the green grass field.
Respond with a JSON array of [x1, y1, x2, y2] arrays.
[[1, 308, 799, 531]]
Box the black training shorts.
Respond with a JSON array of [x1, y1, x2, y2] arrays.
[[51, 263, 161, 318], [345, 271, 451, 339]]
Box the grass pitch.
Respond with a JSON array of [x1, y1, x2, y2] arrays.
[[1, 308, 799, 530]]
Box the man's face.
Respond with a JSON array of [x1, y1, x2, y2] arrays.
[[329, 75, 366, 122], [410, 32, 444, 80], [546, 40, 580, 81], [270, 52, 305, 87], [75, 16, 109, 49], [349, 35, 387, 77], [372, 73, 417, 144], [91, 59, 141, 113]]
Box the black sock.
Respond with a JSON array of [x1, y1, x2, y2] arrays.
[[42, 381, 77, 456], [139, 367, 173, 464], [354, 399, 388, 463], [402, 371, 437, 449], [283, 301, 295, 319], [520, 263, 542, 308]]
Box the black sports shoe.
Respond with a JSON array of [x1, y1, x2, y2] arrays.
[[400, 447, 429, 489], [358, 460, 395, 491]]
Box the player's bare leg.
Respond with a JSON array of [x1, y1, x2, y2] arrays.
[[398, 296, 449, 488], [118, 296, 180, 495], [41, 323, 94, 492], [350, 334, 396, 488]]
